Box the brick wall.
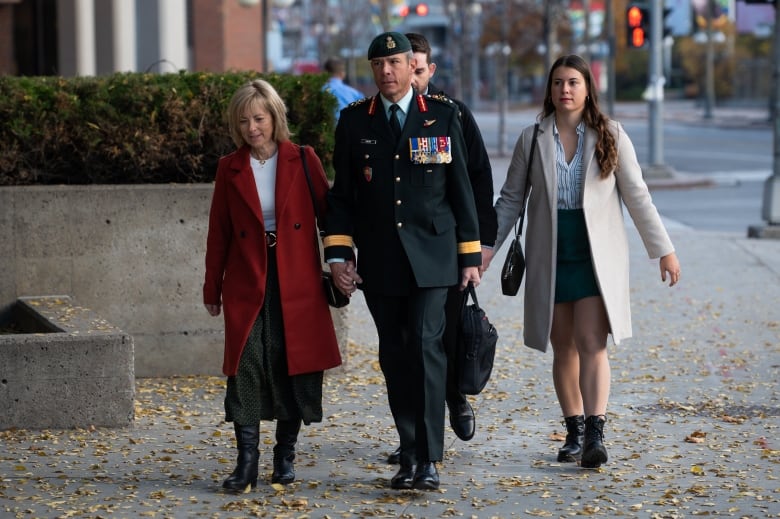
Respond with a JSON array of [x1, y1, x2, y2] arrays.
[[192, 0, 266, 72]]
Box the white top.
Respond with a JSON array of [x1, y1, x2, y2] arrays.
[[250, 152, 278, 231]]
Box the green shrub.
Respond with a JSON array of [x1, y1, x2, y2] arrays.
[[0, 71, 337, 185]]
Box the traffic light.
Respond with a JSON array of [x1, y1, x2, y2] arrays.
[[400, 3, 429, 17], [626, 3, 649, 49]]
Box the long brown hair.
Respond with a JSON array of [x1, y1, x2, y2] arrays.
[[540, 55, 617, 178]]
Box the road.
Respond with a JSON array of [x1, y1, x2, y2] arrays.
[[474, 101, 774, 235]]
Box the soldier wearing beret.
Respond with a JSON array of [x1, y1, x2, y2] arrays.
[[379, 32, 497, 465], [324, 31, 482, 491]]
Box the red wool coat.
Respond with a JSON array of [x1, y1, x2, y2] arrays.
[[203, 141, 342, 376]]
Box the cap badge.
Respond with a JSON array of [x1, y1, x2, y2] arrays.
[[386, 36, 396, 50]]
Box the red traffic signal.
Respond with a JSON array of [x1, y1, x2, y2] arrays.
[[400, 3, 429, 17], [626, 4, 649, 49]]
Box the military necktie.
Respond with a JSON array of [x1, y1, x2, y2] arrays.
[[389, 104, 402, 141]]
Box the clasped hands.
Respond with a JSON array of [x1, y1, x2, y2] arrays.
[[330, 261, 361, 298]]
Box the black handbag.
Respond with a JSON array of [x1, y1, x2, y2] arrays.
[[501, 123, 539, 296], [300, 146, 350, 308], [500, 234, 526, 296], [321, 271, 349, 309], [457, 283, 498, 395]]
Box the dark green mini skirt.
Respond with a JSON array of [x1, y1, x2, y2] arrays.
[[555, 208, 600, 303]]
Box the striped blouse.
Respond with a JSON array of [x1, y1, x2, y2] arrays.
[[554, 119, 586, 210]]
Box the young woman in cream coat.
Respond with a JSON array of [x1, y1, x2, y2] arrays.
[[483, 55, 681, 469]]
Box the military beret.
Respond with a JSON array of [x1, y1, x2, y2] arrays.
[[367, 32, 412, 60]]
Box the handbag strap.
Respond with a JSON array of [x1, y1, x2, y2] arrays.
[[461, 282, 481, 313], [513, 123, 539, 239], [299, 145, 328, 272], [299, 145, 322, 228]]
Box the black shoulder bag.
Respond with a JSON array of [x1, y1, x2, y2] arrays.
[[299, 145, 350, 308], [500, 123, 539, 296]]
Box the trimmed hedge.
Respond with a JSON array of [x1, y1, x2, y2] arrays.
[[0, 71, 337, 185]]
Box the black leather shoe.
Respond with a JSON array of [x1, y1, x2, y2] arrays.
[[412, 462, 439, 490], [386, 445, 401, 465], [448, 399, 475, 441], [390, 464, 415, 490]]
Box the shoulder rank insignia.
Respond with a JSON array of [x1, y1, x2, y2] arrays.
[[344, 97, 370, 110], [426, 93, 455, 105]]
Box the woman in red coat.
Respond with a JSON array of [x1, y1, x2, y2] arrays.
[[203, 79, 341, 493]]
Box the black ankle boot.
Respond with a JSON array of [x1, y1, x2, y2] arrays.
[[557, 415, 585, 462], [271, 419, 301, 484], [581, 415, 608, 468], [222, 423, 259, 493]]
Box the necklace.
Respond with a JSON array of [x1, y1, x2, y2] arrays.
[[251, 153, 268, 166], [252, 148, 275, 166]]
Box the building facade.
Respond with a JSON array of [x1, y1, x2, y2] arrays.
[[0, 0, 268, 76]]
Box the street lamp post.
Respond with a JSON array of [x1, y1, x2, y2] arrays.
[[497, 0, 510, 157], [703, 0, 716, 119], [749, 2, 780, 238], [605, 0, 615, 117], [467, 2, 482, 108], [643, 0, 673, 178]]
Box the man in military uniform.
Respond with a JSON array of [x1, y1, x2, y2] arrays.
[[381, 32, 497, 465], [324, 32, 482, 491]]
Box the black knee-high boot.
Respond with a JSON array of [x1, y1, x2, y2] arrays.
[[222, 423, 259, 493], [271, 419, 301, 484]]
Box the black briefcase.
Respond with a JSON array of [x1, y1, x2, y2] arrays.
[[457, 283, 498, 395]]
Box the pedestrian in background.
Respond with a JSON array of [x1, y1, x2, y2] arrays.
[[483, 55, 681, 469], [324, 32, 482, 490], [378, 32, 496, 465], [323, 56, 364, 121], [203, 79, 342, 492]]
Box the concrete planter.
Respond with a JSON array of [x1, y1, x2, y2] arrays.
[[0, 296, 134, 430], [0, 184, 349, 377]]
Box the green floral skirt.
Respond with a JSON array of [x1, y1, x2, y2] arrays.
[[224, 248, 324, 426], [555, 209, 601, 303]]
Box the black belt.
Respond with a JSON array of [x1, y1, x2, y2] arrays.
[[265, 231, 277, 248]]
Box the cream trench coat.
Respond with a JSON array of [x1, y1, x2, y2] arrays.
[[494, 115, 675, 352]]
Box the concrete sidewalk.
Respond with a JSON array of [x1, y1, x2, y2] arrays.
[[2, 217, 779, 517]]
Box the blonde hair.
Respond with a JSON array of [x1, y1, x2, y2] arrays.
[[226, 79, 290, 148]]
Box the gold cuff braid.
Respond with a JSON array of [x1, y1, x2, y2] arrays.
[[458, 240, 482, 254], [323, 235, 354, 248]]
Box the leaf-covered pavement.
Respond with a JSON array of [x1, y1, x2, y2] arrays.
[[1, 230, 778, 518]]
